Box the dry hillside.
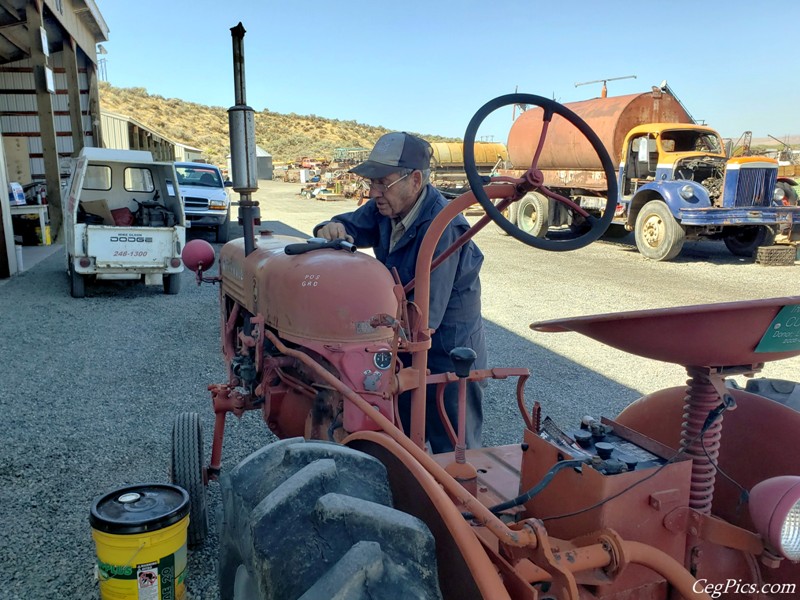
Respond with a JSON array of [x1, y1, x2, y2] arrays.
[[98, 82, 459, 167]]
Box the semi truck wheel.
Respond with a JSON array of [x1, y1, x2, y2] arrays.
[[163, 273, 181, 295], [634, 200, 685, 261], [218, 438, 443, 600], [491, 199, 517, 235], [723, 225, 775, 257], [69, 264, 85, 298], [171, 412, 208, 547], [516, 192, 549, 237]]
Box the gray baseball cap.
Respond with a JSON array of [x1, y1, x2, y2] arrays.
[[350, 132, 433, 179]]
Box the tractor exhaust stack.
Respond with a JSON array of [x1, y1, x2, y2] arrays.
[[228, 22, 259, 257]]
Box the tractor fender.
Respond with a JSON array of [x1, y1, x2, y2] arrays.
[[616, 385, 800, 587], [616, 385, 800, 490], [346, 431, 514, 600]]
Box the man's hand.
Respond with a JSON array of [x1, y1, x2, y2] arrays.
[[316, 221, 354, 243]]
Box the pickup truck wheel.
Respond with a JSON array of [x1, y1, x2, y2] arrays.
[[163, 273, 181, 295], [634, 200, 685, 261], [516, 192, 549, 237], [218, 438, 442, 600], [69, 264, 85, 298], [723, 225, 775, 257], [171, 412, 208, 547], [216, 212, 230, 243]]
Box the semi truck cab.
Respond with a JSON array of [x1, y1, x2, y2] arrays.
[[617, 123, 797, 260]]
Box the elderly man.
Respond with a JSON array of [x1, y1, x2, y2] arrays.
[[314, 132, 487, 453]]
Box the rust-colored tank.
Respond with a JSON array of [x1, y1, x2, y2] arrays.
[[219, 235, 397, 344], [431, 142, 508, 168], [507, 89, 692, 170]]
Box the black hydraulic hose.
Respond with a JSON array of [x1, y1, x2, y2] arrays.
[[462, 458, 586, 520]]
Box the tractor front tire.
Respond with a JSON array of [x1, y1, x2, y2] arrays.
[[171, 412, 208, 547], [218, 438, 443, 600]]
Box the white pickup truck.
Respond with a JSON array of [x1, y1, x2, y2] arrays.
[[63, 148, 186, 298]]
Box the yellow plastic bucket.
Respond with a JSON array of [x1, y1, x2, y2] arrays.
[[90, 484, 190, 600]]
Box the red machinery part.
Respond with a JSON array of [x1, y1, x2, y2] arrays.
[[219, 236, 398, 344], [182, 239, 216, 272]]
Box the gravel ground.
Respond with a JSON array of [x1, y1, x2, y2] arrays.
[[2, 179, 799, 599]]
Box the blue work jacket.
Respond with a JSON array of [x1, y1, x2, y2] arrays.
[[324, 185, 487, 374]]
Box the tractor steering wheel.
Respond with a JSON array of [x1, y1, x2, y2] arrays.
[[464, 93, 618, 251]]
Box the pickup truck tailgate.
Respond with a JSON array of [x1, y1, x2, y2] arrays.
[[86, 226, 181, 269]]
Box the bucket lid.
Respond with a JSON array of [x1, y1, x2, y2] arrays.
[[90, 483, 189, 535]]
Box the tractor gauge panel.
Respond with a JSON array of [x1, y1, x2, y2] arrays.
[[373, 351, 392, 370]]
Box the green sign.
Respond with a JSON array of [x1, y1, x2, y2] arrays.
[[756, 305, 800, 353]]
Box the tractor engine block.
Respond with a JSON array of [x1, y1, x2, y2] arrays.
[[218, 234, 402, 440]]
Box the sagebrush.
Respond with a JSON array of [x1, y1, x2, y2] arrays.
[[99, 82, 458, 166]]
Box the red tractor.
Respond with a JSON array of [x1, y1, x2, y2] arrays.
[[171, 25, 800, 600]]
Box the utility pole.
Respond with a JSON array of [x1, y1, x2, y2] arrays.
[[575, 75, 637, 98]]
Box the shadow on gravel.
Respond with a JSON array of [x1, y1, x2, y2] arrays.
[[480, 319, 643, 448], [598, 233, 763, 266]]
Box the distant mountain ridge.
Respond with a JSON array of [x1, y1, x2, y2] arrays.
[[97, 82, 459, 166]]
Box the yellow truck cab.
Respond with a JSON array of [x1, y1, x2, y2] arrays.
[[620, 123, 791, 260]]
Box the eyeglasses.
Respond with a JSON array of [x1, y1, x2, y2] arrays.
[[361, 172, 410, 192]]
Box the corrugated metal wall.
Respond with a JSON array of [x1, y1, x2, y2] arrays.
[[0, 53, 93, 182], [100, 112, 132, 150], [99, 110, 177, 162]]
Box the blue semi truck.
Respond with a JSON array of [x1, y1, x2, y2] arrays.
[[500, 87, 799, 261]]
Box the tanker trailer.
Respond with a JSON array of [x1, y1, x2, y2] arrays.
[[501, 86, 800, 261], [430, 141, 508, 193]]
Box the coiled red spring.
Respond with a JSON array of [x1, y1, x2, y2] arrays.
[[680, 369, 723, 514]]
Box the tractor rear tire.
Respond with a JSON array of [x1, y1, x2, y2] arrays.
[[218, 438, 443, 600], [171, 412, 208, 547]]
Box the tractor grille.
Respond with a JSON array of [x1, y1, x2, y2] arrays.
[[732, 167, 777, 208], [183, 196, 209, 210]]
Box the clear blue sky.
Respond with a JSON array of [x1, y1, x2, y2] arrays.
[[94, 0, 800, 145]]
